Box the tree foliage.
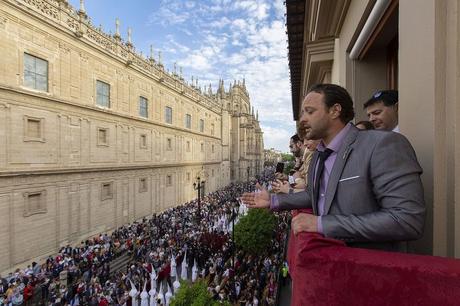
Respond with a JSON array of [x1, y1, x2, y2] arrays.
[[234, 208, 276, 255], [170, 280, 230, 306], [281, 153, 294, 162]]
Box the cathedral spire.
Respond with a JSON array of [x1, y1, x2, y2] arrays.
[[127, 28, 133, 48], [149, 45, 155, 62], [79, 0, 86, 14], [218, 79, 224, 94], [78, 0, 87, 19], [114, 18, 121, 40]]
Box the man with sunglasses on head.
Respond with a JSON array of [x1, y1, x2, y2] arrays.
[[364, 90, 399, 132]]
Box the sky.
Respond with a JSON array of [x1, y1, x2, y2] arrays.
[[68, 0, 296, 152]]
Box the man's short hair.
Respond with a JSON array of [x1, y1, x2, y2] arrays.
[[364, 90, 398, 109], [290, 134, 301, 143], [308, 84, 355, 123]]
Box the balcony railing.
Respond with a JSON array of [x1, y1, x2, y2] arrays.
[[287, 221, 460, 305]]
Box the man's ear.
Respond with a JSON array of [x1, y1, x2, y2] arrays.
[[394, 102, 398, 113], [330, 103, 342, 119]]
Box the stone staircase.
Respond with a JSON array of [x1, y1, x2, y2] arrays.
[[109, 252, 132, 276]]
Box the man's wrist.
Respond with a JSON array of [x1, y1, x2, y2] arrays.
[[270, 194, 280, 211]]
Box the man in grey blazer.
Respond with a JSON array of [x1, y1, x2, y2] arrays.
[[242, 84, 425, 251]]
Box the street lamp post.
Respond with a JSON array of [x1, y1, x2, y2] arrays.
[[193, 177, 205, 222], [231, 200, 238, 298], [246, 166, 250, 190], [232, 204, 236, 271]]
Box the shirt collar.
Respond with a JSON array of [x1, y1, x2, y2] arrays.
[[317, 122, 353, 153]]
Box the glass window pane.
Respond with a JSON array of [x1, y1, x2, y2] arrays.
[[36, 75, 48, 91], [96, 81, 110, 107], [165, 107, 172, 123], [24, 54, 35, 72], [35, 59, 48, 76], [139, 97, 148, 117], [96, 82, 103, 95], [24, 70, 35, 88], [103, 96, 110, 107], [103, 83, 109, 96]]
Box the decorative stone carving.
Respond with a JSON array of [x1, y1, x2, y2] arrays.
[[59, 42, 71, 54], [23, 0, 59, 20], [66, 17, 79, 31]]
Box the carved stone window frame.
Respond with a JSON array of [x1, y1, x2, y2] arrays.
[[166, 138, 172, 151], [22, 51, 50, 94], [23, 115, 45, 142], [97, 127, 109, 147], [139, 96, 149, 118], [166, 175, 172, 186], [165, 106, 173, 124], [95, 79, 111, 108], [23, 190, 47, 217], [185, 113, 192, 129], [139, 177, 148, 193], [101, 182, 114, 201], [139, 134, 147, 149]]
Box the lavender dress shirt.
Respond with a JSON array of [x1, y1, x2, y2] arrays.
[[270, 123, 353, 233], [315, 123, 352, 232]]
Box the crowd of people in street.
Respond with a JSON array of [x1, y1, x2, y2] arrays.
[[0, 173, 289, 306]]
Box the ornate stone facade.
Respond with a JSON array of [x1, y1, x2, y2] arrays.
[[0, 0, 264, 272]]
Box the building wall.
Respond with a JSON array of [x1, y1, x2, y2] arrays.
[[293, 0, 460, 257], [0, 0, 264, 272], [399, 0, 460, 257]]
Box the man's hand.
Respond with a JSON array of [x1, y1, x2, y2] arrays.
[[275, 172, 288, 181], [291, 213, 318, 235], [272, 180, 290, 194], [240, 183, 270, 208]]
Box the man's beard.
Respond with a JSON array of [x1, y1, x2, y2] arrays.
[[305, 126, 325, 141]]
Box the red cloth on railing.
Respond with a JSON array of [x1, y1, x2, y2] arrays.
[[290, 229, 460, 306]]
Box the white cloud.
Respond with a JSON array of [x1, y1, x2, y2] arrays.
[[147, 0, 293, 151], [231, 18, 247, 29], [260, 125, 296, 153], [185, 1, 195, 9], [273, 0, 286, 19], [178, 53, 212, 71], [209, 17, 231, 29]]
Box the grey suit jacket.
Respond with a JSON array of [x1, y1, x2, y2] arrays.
[[276, 125, 425, 251]]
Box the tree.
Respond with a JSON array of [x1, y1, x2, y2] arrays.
[[170, 280, 230, 306], [234, 208, 276, 255], [280, 153, 294, 162]]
